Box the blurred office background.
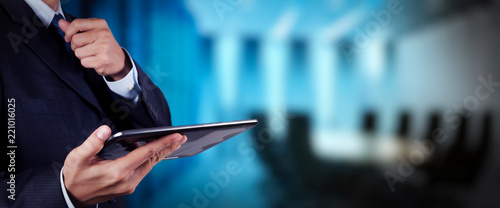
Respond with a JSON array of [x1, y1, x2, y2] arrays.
[[63, 0, 500, 207]]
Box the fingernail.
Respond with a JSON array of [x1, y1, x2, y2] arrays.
[[179, 136, 187, 145], [173, 135, 183, 145], [64, 36, 69, 42], [96, 126, 109, 141]]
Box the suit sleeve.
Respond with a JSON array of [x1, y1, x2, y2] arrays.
[[0, 167, 67, 207], [135, 61, 172, 127], [87, 60, 172, 131], [0, 73, 79, 207]]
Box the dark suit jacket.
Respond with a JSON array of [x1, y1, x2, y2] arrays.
[[0, 1, 172, 207]]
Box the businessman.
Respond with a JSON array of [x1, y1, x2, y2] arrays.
[[0, 0, 186, 207]]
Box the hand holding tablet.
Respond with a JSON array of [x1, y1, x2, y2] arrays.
[[98, 119, 258, 160]]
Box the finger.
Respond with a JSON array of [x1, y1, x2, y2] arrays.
[[74, 43, 99, 60], [130, 136, 187, 183], [58, 19, 70, 33], [135, 135, 187, 178], [80, 56, 100, 69], [115, 133, 183, 171], [64, 18, 107, 43], [71, 31, 98, 51], [72, 125, 110, 164]]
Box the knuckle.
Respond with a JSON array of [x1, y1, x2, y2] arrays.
[[101, 31, 112, 40], [124, 185, 135, 195], [146, 149, 162, 164], [96, 68, 105, 75], [166, 145, 175, 155], [80, 59, 89, 68], [98, 30, 106, 37], [109, 170, 127, 183], [74, 48, 81, 57], [144, 149, 155, 159], [161, 138, 174, 149], [72, 19, 82, 29], [72, 34, 80, 43], [95, 45, 104, 54], [162, 139, 176, 152], [165, 143, 175, 154], [115, 182, 134, 195], [99, 19, 109, 27], [101, 54, 109, 63]]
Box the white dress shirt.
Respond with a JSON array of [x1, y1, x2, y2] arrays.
[[24, 0, 143, 207]]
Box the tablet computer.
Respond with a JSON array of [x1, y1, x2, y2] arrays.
[[98, 119, 258, 160]]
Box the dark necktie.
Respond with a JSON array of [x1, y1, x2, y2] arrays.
[[49, 13, 86, 77], [50, 13, 73, 55]]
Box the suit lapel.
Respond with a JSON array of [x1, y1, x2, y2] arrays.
[[0, 0, 104, 115]]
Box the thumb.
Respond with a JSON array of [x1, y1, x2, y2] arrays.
[[74, 125, 110, 162], [58, 19, 70, 39]]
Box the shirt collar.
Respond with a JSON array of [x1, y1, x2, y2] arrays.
[[24, 0, 66, 28]]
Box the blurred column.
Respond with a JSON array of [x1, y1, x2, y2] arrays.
[[309, 8, 362, 131], [214, 34, 241, 115], [261, 39, 289, 140], [259, 8, 298, 139], [360, 38, 386, 82], [309, 39, 337, 129]]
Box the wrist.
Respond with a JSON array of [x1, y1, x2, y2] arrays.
[[108, 50, 132, 81]]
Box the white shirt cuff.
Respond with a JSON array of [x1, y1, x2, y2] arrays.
[[60, 167, 76, 208], [60, 167, 99, 208], [103, 48, 141, 103]]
